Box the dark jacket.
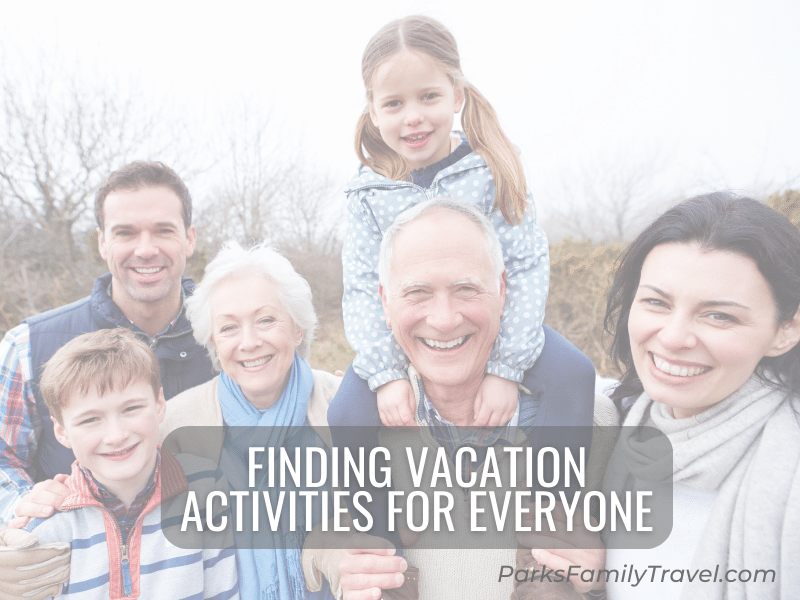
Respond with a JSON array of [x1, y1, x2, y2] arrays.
[[23, 273, 214, 481]]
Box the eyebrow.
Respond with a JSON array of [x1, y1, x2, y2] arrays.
[[639, 284, 751, 310], [70, 397, 150, 420]]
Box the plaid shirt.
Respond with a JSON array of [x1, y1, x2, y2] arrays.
[[416, 381, 522, 483], [0, 289, 184, 522], [78, 449, 160, 544]]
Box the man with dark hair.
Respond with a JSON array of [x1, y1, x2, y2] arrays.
[[0, 161, 214, 526]]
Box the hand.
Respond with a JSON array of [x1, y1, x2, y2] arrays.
[[9, 474, 70, 528], [517, 504, 606, 593], [377, 379, 416, 427], [339, 535, 407, 600], [473, 374, 518, 426], [0, 527, 71, 600]]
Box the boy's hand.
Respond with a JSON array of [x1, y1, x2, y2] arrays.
[[377, 379, 416, 426], [0, 527, 71, 600], [473, 374, 518, 426], [10, 474, 70, 528]]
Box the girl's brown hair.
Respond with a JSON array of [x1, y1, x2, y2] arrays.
[[355, 15, 527, 225]]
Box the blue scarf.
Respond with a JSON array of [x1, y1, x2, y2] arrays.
[[218, 353, 315, 600]]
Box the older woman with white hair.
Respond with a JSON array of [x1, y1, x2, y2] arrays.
[[161, 241, 340, 600]]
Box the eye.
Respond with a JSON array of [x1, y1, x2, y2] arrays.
[[158, 228, 175, 235], [422, 92, 439, 101], [640, 297, 669, 309], [219, 324, 237, 335], [125, 404, 144, 413], [707, 312, 740, 324], [383, 99, 401, 108], [257, 316, 275, 327], [115, 230, 134, 237], [78, 417, 99, 426]]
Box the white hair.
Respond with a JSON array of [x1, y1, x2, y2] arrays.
[[377, 197, 505, 289], [186, 241, 317, 368]]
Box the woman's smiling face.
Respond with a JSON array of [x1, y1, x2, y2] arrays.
[[210, 273, 302, 409], [628, 243, 795, 418]]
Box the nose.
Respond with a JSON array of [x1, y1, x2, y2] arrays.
[[403, 104, 424, 127], [238, 324, 263, 352], [134, 232, 159, 260], [656, 313, 697, 351], [103, 417, 129, 446], [426, 293, 463, 333]]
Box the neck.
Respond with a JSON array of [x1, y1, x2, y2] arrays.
[[424, 379, 481, 426], [96, 455, 156, 509], [111, 285, 182, 338]]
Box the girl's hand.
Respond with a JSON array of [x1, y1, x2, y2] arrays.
[[377, 379, 416, 426], [473, 374, 517, 426]]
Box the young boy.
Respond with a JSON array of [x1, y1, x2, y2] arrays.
[[24, 329, 238, 599]]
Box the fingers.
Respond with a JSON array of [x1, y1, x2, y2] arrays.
[[8, 516, 30, 529], [335, 370, 345, 377], [13, 479, 71, 520], [339, 545, 407, 599]]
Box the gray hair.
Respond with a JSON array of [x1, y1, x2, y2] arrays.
[[186, 241, 317, 368], [378, 197, 505, 289]]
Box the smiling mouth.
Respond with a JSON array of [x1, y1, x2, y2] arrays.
[[422, 335, 468, 350], [402, 131, 432, 143], [131, 267, 165, 275], [101, 443, 138, 458], [242, 355, 272, 368], [651, 353, 711, 377]]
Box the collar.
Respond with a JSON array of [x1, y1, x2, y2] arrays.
[[408, 366, 520, 455], [60, 448, 188, 512], [92, 273, 193, 337]]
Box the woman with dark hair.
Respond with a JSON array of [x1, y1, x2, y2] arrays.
[[598, 192, 800, 599]]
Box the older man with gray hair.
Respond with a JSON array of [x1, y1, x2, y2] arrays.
[[326, 197, 595, 600]]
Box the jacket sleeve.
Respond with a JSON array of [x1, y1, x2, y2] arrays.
[[0, 324, 39, 522], [486, 194, 549, 382], [342, 194, 408, 391]]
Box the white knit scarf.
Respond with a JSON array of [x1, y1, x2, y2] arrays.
[[603, 375, 800, 599]]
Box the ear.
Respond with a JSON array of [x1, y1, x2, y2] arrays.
[[52, 417, 72, 449], [185, 225, 197, 258], [295, 328, 303, 348], [97, 227, 107, 261], [379, 283, 391, 329], [453, 84, 465, 113], [156, 388, 167, 423], [766, 308, 800, 357]]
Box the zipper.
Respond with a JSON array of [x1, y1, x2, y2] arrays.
[[121, 544, 132, 596]]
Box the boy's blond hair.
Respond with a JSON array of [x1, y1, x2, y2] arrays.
[[40, 329, 161, 424]]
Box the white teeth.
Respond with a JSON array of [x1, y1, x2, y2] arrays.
[[405, 132, 429, 141], [134, 267, 162, 274], [652, 355, 709, 377], [242, 356, 271, 368], [422, 336, 466, 349]]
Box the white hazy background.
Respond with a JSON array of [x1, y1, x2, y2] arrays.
[[2, 0, 798, 231]]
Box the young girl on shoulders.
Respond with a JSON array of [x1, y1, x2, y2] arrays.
[[332, 15, 591, 429]]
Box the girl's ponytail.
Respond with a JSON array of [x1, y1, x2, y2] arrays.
[[355, 109, 408, 181], [461, 82, 528, 226]]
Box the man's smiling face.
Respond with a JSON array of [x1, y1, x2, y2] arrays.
[[380, 209, 505, 402]]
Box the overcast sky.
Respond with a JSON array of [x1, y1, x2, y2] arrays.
[[2, 0, 798, 222]]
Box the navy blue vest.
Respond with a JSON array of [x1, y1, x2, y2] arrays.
[[24, 274, 215, 482]]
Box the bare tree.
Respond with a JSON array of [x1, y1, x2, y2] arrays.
[[542, 153, 677, 243], [194, 101, 345, 321], [0, 52, 190, 327]]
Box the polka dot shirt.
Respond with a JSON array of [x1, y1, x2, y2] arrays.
[[342, 150, 549, 391]]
